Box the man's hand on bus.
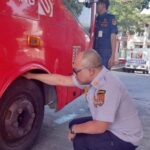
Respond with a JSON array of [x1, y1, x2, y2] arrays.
[[23, 72, 34, 80], [23, 72, 74, 87]]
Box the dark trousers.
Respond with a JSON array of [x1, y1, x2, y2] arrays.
[[69, 117, 137, 150], [95, 49, 111, 69]]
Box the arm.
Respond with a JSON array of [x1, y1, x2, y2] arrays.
[[23, 72, 74, 87], [108, 15, 118, 69], [108, 33, 117, 69], [111, 33, 117, 60], [71, 120, 109, 134]]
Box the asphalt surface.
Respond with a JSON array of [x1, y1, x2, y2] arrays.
[[31, 71, 150, 150]]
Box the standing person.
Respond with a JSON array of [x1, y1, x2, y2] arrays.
[[94, 0, 118, 69], [23, 49, 143, 150]]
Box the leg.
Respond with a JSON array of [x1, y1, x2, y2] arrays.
[[73, 131, 137, 150], [109, 132, 138, 150], [99, 53, 110, 69], [69, 117, 92, 150], [73, 134, 88, 150], [69, 117, 137, 150], [73, 131, 113, 150], [69, 116, 92, 129], [100, 52, 111, 69]]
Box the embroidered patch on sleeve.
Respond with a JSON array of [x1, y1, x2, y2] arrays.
[[94, 90, 106, 107], [84, 87, 89, 102], [112, 19, 117, 25]]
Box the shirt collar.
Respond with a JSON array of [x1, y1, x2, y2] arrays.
[[91, 66, 108, 88]]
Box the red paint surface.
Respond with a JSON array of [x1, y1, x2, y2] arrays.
[[0, 0, 96, 109]]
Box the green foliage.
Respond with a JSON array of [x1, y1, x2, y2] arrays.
[[63, 0, 83, 16], [141, 0, 150, 9], [63, 0, 150, 34], [109, 0, 150, 34]]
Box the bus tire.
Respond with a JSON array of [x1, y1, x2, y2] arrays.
[[0, 77, 44, 150]]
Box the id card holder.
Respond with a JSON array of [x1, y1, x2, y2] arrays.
[[98, 31, 103, 37]]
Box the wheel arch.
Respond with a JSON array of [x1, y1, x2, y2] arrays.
[[0, 64, 58, 108]]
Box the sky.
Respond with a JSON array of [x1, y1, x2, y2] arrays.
[[141, 8, 150, 15], [141, 2, 150, 15]]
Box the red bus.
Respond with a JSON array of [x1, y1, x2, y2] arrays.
[[0, 0, 96, 149]]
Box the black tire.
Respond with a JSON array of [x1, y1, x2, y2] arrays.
[[0, 77, 44, 150]]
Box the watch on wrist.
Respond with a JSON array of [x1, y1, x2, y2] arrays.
[[70, 126, 75, 134]]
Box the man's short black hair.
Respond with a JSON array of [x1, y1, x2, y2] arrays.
[[97, 0, 110, 9]]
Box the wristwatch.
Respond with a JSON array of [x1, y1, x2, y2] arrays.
[[70, 126, 75, 134]]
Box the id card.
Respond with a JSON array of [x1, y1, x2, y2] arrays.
[[98, 31, 103, 37]]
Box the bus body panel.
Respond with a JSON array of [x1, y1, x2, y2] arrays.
[[0, 0, 94, 110]]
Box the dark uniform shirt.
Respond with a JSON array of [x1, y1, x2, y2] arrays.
[[94, 12, 118, 68]]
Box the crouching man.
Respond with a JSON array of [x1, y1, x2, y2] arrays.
[[24, 49, 143, 150]]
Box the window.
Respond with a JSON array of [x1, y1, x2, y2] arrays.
[[137, 31, 144, 37], [147, 45, 150, 48], [135, 45, 143, 48], [63, 0, 92, 34], [148, 33, 150, 40]]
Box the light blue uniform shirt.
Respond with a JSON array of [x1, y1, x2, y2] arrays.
[[72, 67, 143, 146]]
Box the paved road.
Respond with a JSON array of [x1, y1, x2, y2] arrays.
[[31, 71, 150, 150]]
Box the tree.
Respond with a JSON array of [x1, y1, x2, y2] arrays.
[[141, 0, 150, 9], [63, 0, 83, 16], [109, 0, 150, 34]]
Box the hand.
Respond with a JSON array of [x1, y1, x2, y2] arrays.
[[22, 72, 34, 80], [108, 56, 115, 69], [68, 130, 76, 142]]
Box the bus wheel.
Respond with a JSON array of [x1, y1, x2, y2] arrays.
[[0, 77, 44, 150]]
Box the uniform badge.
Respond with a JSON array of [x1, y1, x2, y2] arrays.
[[94, 90, 106, 107], [84, 87, 89, 101], [93, 81, 98, 87], [98, 31, 103, 37], [112, 19, 117, 25]]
